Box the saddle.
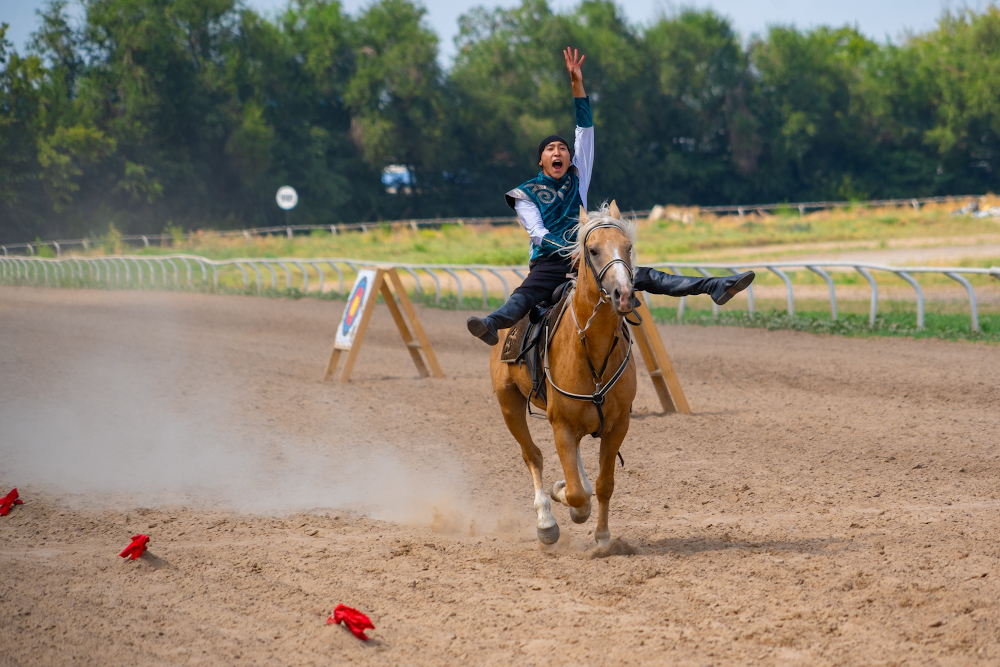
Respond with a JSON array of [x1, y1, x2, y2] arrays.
[[499, 281, 574, 406]]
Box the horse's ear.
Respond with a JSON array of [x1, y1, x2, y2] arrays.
[[609, 200, 621, 220], [579, 206, 588, 225]]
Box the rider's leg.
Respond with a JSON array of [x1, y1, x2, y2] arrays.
[[467, 253, 574, 345], [633, 267, 755, 306], [466, 292, 533, 346]]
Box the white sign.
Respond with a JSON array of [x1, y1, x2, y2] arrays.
[[334, 269, 378, 350], [275, 186, 298, 210]]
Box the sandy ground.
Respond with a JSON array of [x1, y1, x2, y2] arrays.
[[1, 287, 999, 666]]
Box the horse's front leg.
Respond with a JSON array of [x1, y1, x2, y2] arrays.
[[496, 384, 559, 544], [549, 442, 593, 524], [549, 423, 593, 524], [594, 417, 629, 547]]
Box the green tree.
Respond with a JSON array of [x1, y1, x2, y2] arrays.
[[643, 8, 758, 204], [345, 0, 451, 218], [7, 0, 1000, 245]]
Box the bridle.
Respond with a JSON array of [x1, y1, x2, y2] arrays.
[[541, 222, 639, 446], [582, 223, 636, 309]]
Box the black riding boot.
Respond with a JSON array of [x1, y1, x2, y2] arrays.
[[467, 292, 532, 346], [634, 267, 755, 306]]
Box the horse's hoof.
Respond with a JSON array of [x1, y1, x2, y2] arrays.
[[570, 503, 591, 524], [594, 530, 610, 547], [537, 524, 560, 545]]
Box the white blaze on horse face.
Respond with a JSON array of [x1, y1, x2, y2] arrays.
[[610, 248, 632, 312]]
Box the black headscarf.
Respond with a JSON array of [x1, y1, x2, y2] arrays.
[[537, 135, 570, 162]]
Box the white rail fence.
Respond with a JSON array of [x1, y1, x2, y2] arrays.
[[2, 255, 998, 331]]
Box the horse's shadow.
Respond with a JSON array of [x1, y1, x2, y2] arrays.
[[638, 534, 849, 557], [629, 409, 731, 421]]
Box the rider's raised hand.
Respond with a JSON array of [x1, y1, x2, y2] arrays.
[[563, 47, 586, 97]]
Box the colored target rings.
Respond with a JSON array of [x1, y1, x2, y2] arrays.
[[342, 276, 368, 336]]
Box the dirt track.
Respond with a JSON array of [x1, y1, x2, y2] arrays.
[[1, 287, 999, 666]]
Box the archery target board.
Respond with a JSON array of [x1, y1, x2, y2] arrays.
[[335, 269, 378, 350]]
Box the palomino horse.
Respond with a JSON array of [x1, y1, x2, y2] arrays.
[[490, 201, 638, 547]]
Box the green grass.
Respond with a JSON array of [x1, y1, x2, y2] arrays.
[[647, 306, 1000, 343], [71, 200, 1000, 268]]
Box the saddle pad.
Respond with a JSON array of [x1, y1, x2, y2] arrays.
[[499, 287, 573, 364], [499, 316, 531, 362]]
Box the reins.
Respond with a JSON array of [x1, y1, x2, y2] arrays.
[[541, 223, 636, 453]]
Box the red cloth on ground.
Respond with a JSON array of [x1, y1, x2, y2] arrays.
[[119, 534, 150, 560], [326, 604, 374, 641], [1, 488, 23, 517]]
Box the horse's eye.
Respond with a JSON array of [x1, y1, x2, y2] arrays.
[[589, 248, 598, 256]]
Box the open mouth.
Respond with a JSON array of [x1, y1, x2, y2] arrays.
[[551, 158, 564, 172]]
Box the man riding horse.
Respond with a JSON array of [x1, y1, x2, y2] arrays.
[[467, 47, 755, 346]]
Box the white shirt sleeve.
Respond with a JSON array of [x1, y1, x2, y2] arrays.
[[514, 199, 548, 247], [573, 124, 595, 210]]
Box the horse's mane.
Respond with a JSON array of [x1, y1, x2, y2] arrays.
[[560, 201, 638, 267]]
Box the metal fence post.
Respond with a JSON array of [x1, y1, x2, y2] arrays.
[[944, 272, 979, 332], [314, 261, 325, 294], [144, 258, 157, 286], [235, 261, 249, 288], [855, 267, 878, 326], [467, 268, 488, 308], [729, 267, 753, 318], [246, 261, 262, 293], [278, 262, 293, 289], [696, 267, 720, 318], [807, 265, 838, 320], [328, 261, 343, 293], [402, 266, 423, 295], [895, 271, 924, 329], [293, 261, 309, 292], [442, 267, 462, 307], [487, 268, 510, 302], [263, 261, 277, 289], [768, 266, 795, 317], [423, 268, 441, 304]]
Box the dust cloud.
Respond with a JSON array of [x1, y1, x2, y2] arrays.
[[0, 344, 467, 524]]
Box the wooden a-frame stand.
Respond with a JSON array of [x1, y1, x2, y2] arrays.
[[629, 292, 691, 414], [323, 268, 444, 383]]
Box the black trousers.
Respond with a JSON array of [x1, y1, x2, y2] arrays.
[[510, 254, 576, 309], [510, 255, 723, 310]]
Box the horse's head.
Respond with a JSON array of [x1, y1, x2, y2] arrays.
[[575, 200, 637, 315]]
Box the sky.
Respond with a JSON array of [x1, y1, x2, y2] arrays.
[[0, 0, 976, 68]]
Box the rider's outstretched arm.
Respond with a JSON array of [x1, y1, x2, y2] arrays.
[[564, 47, 594, 208]]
